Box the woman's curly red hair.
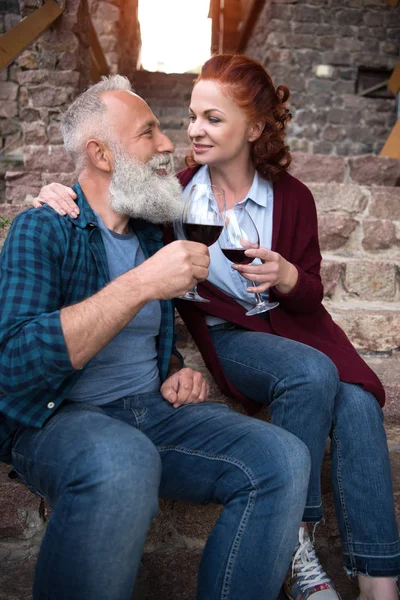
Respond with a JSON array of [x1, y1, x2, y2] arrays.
[[186, 53, 291, 181]]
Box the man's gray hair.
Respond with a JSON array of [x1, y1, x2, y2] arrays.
[[61, 75, 133, 172]]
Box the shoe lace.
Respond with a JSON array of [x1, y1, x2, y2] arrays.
[[291, 533, 331, 593]]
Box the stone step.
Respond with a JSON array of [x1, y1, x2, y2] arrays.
[[321, 257, 399, 303], [365, 355, 400, 424], [325, 301, 400, 353], [290, 152, 400, 186]]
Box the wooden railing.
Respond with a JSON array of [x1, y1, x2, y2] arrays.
[[0, 0, 109, 81], [0, 0, 64, 71], [380, 61, 400, 159], [209, 0, 265, 55]]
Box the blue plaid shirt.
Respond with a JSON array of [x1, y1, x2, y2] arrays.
[[0, 183, 176, 463]]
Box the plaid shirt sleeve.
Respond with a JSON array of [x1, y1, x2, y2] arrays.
[[0, 209, 75, 398]]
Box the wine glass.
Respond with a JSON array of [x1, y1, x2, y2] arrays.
[[218, 205, 279, 316], [174, 183, 225, 302]]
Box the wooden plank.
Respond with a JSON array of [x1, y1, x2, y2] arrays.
[[380, 119, 400, 159], [388, 60, 400, 96], [237, 0, 265, 52], [0, 0, 64, 71], [358, 78, 390, 97], [88, 17, 109, 79]]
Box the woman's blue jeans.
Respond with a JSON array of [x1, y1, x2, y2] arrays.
[[11, 394, 310, 600], [210, 326, 400, 577]]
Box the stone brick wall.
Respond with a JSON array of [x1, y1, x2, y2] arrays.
[[2, 0, 92, 205], [245, 0, 400, 156], [0, 2, 23, 158]]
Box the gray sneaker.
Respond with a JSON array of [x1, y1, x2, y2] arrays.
[[284, 526, 341, 599]]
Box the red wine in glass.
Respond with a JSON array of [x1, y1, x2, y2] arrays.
[[183, 223, 223, 247], [174, 183, 226, 302], [218, 205, 279, 316], [221, 248, 254, 265]]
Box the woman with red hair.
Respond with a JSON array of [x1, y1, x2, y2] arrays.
[[34, 54, 399, 600], [175, 54, 399, 600]]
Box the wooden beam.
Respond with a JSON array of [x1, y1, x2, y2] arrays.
[[388, 60, 400, 96], [0, 0, 64, 71], [386, 0, 399, 7], [237, 0, 265, 52], [88, 17, 109, 80], [380, 118, 400, 159]]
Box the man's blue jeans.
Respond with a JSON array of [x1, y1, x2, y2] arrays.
[[11, 394, 310, 600], [210, 327, 400, 577]]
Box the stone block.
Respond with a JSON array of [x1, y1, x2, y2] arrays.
[[321, 260, 341, 297], [17, 70, 80, 88], [348, 156, 400, 187], [135, 547, 202, 600], [41, 172, 77, 187], [308, 183, 368, 215], [363, 12, 384, 26], [0, 203, 29, 221], [328, 304, 400, 352], [0, 81, 18, 101], [144, 499, 175, 551], [5, 171, 43, 203], [28, 85, 76, 108], [290, 152, 346, 183], [312, 141, 334, 154], [368, 187, 400, 220], [17, 50, 38, 70], [21, 122, 48, 145], [38, 29, 79, 54], [365, 356, 400, 424], [322, 125, 346, 142], [0, 101, 18, 119], [362, 219, 396, 251], [23, 145, 75, 173], [0, 119, 19, 136], [0, 468, 43, 539], [344, 260, 397, 301], [48, 122, 63, 144], [58, 50, 80, 71], [173, 502, 222, 542], [318, 215, 358, 250], [19, 107, 41, 123]]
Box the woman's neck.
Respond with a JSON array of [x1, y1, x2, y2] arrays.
[[208, 161, 256, 209]]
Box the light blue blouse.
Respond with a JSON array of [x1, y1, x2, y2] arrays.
[[182, 165, 274, 325]]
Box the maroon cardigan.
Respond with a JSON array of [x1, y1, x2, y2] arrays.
[[171, 167, 385, 414]]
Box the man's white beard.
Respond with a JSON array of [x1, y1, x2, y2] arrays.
[[109, 148, 184, 224]]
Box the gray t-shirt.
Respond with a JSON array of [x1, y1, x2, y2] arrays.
[[67, 214, 161, 404]]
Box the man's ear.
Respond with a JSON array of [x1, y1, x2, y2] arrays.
[[86, 140, 112, 173], [247, 121, 265, 143]]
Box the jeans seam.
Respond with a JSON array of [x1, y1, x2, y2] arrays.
[[157, 444, 260, 600], [156, 445, 260, 488], [332, 429, 356, 572], [215, 355, 279, 383], [221, 490, 257, 600]]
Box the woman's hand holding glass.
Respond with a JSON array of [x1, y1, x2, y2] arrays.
[[218, 205, 279, 316], [232, 247, 299, 295]]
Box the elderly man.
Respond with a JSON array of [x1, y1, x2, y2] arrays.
[[0, 76, 310, 600]]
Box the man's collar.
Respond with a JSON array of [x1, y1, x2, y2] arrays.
[[71, 182, 97, 229]]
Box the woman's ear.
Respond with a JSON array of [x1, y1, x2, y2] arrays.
[[247, 121, 265, 143], [86, 140, 112, 173]]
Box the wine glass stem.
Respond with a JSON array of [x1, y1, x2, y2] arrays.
[[252, 282, 263, 305]]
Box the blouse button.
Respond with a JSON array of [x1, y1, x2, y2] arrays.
[[47, 402, 55, 409]]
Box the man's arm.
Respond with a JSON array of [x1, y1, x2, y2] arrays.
[[0, 210, 209, 395], [61, 240, 209, 370]]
